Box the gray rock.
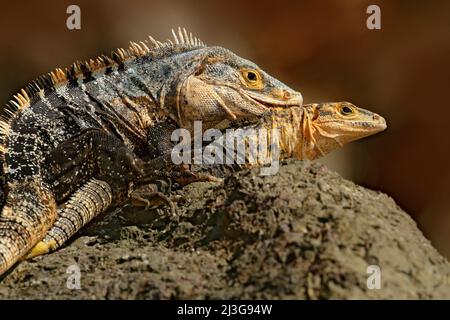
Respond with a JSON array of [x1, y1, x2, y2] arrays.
[[1, 160, 449, 299]]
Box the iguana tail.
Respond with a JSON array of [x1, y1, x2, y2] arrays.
[[0, 177, 56, 276]]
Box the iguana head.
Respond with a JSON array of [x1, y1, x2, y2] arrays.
[[299, 102, 387, 160], [176, 46, 303, 131]]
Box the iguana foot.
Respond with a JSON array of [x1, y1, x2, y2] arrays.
[[172, 172, 223, 186], [130, 185, 176, 215], [22, 239, 58, 260]]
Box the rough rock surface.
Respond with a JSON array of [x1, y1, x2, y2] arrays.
[[0, 160, 449, 299]]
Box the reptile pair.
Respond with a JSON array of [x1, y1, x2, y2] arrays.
[[0, 28, 385, 277]]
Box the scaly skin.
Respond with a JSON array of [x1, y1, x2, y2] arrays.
[[0, 28, 303, 276], [204, 102, 387, 169], [35, 101, 387, 259]]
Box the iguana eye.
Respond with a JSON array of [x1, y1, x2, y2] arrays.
[[340, 105, 354, 115], [241, 68, 263, 89], [246, 71, 257, 81]]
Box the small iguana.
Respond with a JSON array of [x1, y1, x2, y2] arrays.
[[202, 101, 386, 170], [0, 28, 304, 276]]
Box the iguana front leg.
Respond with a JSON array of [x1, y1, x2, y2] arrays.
[[26, 129, 164, 258], [25, 129, 212, 258]]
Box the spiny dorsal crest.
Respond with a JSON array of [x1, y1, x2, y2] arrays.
[[0, 27, 205, 159]]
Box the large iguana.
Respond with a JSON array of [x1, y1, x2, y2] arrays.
[[0, 28, 304, 276]]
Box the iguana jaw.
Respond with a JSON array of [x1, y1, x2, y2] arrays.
[[177, 75, 303, 132]]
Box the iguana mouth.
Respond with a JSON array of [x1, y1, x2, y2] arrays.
[[252, 98, 292, 109], [247, 96, 297, 111], [245, 91, 303, 109]]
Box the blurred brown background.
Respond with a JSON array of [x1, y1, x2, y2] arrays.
[[1, 0, 449, 258]]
